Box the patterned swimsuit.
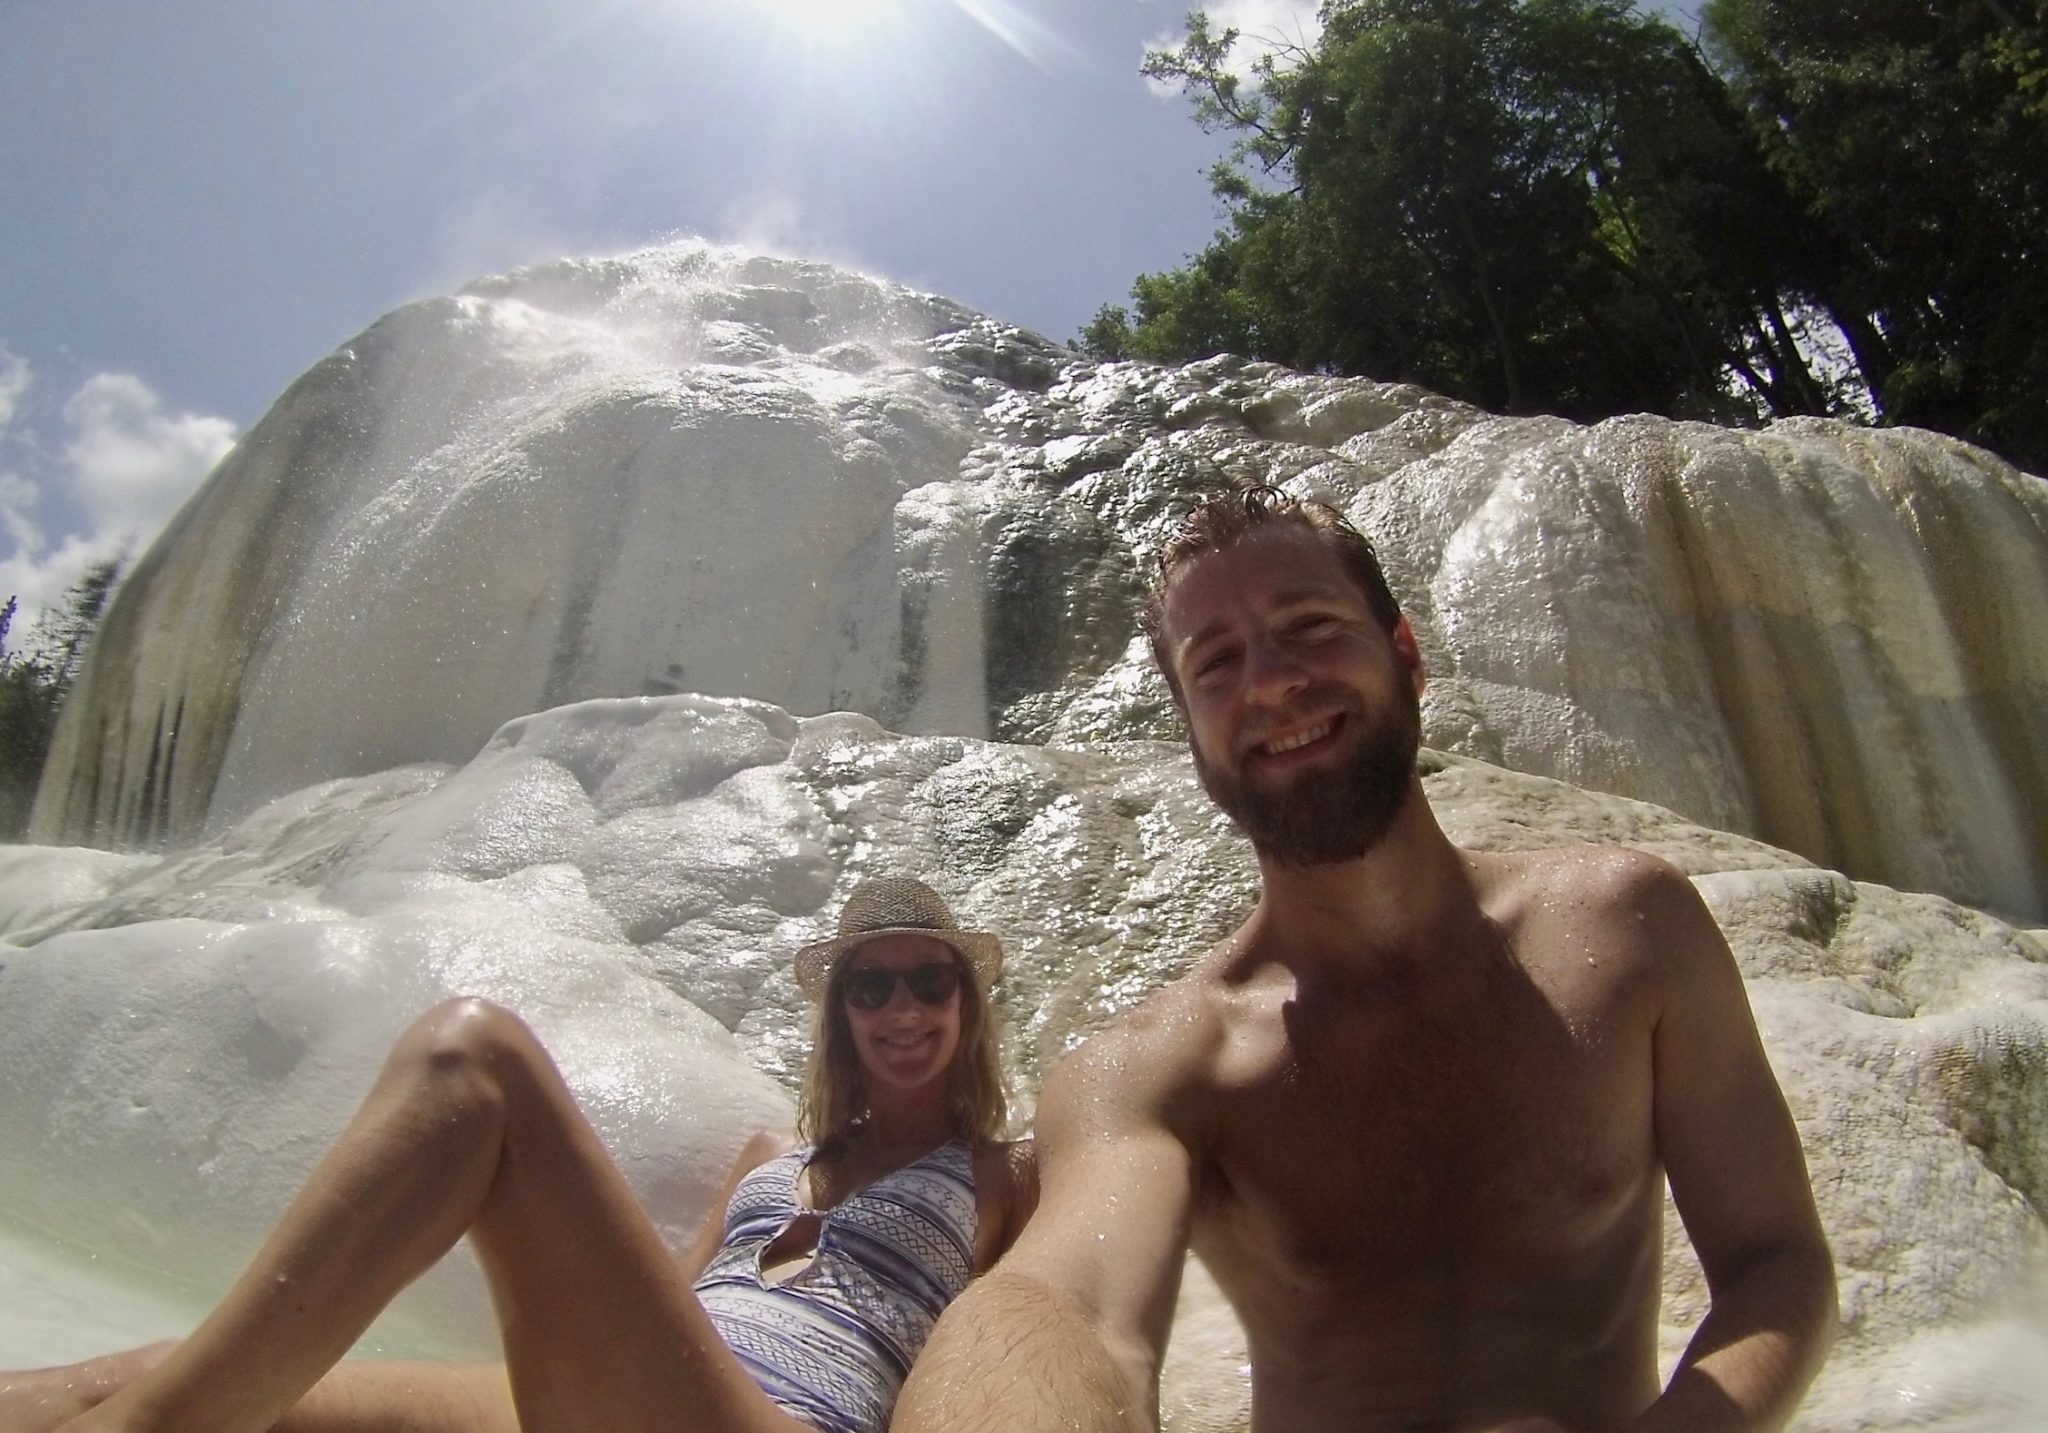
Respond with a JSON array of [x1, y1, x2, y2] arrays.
[[694, 1138, 978, 1433]]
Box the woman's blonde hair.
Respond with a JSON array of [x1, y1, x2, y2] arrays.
[[796, 947, 1008, 1149]]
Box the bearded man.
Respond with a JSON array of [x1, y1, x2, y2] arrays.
[[893, 487, 1836, 1433]]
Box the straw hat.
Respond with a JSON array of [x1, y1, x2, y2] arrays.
[[795, 876, 1003, 1000]]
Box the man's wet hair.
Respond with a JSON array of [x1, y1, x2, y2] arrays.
[[1140, 485, 1403, 703]]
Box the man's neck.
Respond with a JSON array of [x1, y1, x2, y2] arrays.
[[1240, 778, 1482, 974]]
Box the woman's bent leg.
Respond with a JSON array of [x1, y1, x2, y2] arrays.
[[61, 1000, 520, 1431], [57, 998, 806, 1433], [453, 1010, 804, 1433]]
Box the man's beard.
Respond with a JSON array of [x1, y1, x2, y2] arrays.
[[1192, 683, 1422, 867]]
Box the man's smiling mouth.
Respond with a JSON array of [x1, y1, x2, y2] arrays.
[[1259, 718, 1336, 757]]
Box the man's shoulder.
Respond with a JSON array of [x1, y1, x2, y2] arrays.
[[1483, 841, 1696, 913], [1043, 950, 1238, 1116], [1085, 964, 1229, 1065], [1482, 843, 1727, 998]]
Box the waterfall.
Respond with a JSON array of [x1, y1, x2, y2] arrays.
[[32, 244, 2048, 920]]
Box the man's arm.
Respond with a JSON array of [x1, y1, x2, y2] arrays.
[[893, 1004, 1206, 1433], [1632, 860, 1838, 1432]]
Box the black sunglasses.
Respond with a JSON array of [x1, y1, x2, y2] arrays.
[[842, 961, 963, 1011]]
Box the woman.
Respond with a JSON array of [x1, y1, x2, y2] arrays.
[[3, 875, 1036, 1433]]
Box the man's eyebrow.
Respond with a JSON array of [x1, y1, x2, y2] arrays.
[[1173, 586, 1351, 657], [1176, 617, 1233, 656], [1266, 585, 1349, 613]]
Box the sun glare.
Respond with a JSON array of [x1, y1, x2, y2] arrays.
[[753, 0, 905, 42], [730, 0, 1061, 69], [756, 0, 898, 13]]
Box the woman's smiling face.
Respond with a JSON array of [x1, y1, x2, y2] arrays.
[[840, 933, 964, 1099]]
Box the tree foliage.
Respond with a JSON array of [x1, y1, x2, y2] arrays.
[[1096, 0, 2047, 470], [1093, 0, 1849, 423], [1704, 0, 2048, 466], [0, 559, 122, 839]]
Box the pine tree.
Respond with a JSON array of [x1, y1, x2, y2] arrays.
[[0, 558, 124, 839]]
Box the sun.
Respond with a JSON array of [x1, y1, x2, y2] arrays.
[[752, 0, 908, 42], [658, 0, 1061, 72], [755, 0, 899, 14]]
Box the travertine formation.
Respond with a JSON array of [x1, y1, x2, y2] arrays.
[[29, 246, 2048, 919]]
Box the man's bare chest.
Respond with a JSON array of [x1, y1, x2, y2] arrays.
[[1194, 964, 1657, 1286]]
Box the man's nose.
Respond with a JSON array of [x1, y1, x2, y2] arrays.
[[1243, 633, 1309, 702]]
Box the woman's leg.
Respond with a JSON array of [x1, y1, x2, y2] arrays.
[[2, 1351, 513, 1433], [254, 1362, 518, 1433], [0, 1343, 175, 1432], [57, 998, 807, 1433]]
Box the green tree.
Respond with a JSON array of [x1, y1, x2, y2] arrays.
[[1704, 0, 2048, 467], [0, 559, 123, 839], [1095, 0, 1865, 424]]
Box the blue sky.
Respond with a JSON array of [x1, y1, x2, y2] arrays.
[[0, 0, 1696, 625]]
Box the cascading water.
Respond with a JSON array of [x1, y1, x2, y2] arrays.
[[31, 248, 1004, 845]]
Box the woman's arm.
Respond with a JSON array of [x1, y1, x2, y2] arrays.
[[971, 1136, 1041, 1271], [675, 1127, 797, 1281]]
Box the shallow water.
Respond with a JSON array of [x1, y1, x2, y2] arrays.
[[0, 1218, 195, 1364], [0, 1216, 473, 1366]]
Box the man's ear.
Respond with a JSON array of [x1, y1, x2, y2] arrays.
[[1393, 615, 1426, 693]]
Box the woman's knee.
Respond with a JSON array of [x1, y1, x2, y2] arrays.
[[389, 997, 543, 1115]]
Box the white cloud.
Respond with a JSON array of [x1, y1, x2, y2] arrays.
[[0, 358, 234, 632], [0, 347, 46, 605], [0, 346, 29, 434], [0, 531, 130, 639], [0, 470, 42, 558], [1144, 0, 1324, 93], [0, 345, 41, 564], [62, 374, 235, 538]]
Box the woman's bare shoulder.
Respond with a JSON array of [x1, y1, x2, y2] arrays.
[[732, 1127, 803, 1176]]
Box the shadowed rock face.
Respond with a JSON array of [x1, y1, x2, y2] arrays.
[[30, 244, 2048, 919], [4, 694, 2046, 1426]]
